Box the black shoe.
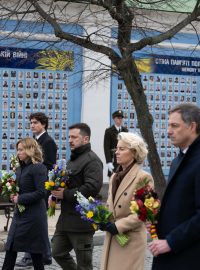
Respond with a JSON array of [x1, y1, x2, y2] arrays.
[[15, 258, 33, 267], [43, 259, 52, 265]]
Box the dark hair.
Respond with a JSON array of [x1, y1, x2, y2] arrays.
[[169, 103, 200, 134], [68, 123, 91, 138], [29, 112, 48, 130]]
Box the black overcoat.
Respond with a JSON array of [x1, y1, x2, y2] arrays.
[[104, 125, 128, 175], [5, 162, 49, 254], [37, 132, 57, 171], [152, 136, 200, 270]]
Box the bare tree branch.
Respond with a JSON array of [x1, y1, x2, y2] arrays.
[[128, 1, 200, 52]]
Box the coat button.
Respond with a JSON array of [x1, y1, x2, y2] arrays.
[[118, 205, 121, 208], [124, 192, 127, 196]]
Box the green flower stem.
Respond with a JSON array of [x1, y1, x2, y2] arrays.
[[17, 204, 25, 213], [47, 206, 56, 217], [115, 233, 129, 247]]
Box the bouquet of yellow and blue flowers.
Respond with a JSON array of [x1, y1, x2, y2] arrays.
[[130, 179, 160, 240], [75, 191, 129, 247], [0, 171, 25, 213], [45, 159, 69, 217]]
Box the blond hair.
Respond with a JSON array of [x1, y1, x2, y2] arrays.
[[118, 132, 148, 164], [16, 137, 43, 164]]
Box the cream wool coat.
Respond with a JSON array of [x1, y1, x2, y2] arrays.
[[101, 163, 153, 270]]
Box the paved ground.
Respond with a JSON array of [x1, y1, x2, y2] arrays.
[[0, 209, 153, 269]]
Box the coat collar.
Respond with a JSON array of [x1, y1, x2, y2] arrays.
[[113, 163, 141, 207], [168, 135, 200, 183]]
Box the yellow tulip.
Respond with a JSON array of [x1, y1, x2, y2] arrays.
[[130, 201, 139, 212], [60, 182, 66, 187], [86, 211, 94, 218], [92, 223, 98, 230], [49, 181, 55, 187], [144, 197, 155, 209], [61, 171, 65, 176]]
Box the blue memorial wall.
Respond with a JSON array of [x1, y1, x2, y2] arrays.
[[0, 20, 83, 170], [111, 30, 200, 176]]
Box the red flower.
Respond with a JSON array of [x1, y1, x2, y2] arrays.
[[136, 199, 144, 208], [135, 187, 145, 197]]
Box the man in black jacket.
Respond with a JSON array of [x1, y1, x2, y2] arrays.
[[104, 110, 128, 176], [16, 112, 57, 267], [149, 103, 200, 270], [51, 123, 103, 270]]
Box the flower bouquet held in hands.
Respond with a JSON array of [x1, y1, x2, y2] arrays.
[[130, 179, 160, 240], [45, 159, 69, 217], [10, 155, 20, 172], [75, 191, 129, 247], [0, 171, 25, 213]]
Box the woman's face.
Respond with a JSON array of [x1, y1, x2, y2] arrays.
[[115, 140, 134, 168], [17, 143, 29, 162]]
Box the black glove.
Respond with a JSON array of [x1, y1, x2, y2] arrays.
[[99, 222, 118, 235]]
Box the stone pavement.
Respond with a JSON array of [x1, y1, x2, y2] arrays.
[[0, 210, 153, 269]]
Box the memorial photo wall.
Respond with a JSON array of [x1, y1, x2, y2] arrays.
[[111, 54, 200, 176], [0, 46, 82, 170]]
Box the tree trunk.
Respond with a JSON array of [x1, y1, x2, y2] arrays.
[[117, 58, 166, 199]]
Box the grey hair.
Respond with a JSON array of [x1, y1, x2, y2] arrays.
[[169, 103, 200, 134], [117, 132, 148, 164]]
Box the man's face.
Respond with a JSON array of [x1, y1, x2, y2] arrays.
[[30, 118, 46, 135], [113, 116, 123, 127], [168, 112, 196, 149], [68, 128, 89, 150]]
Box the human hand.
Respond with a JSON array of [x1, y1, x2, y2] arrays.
[[107, 162, 114, 173], [12, 195, 19, 204], [51, 188, 64, 199], [148, 239, 171, 257], [99, 222, 118, 235]]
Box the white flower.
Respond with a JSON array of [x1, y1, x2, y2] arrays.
[[75, 191, 90, 211]]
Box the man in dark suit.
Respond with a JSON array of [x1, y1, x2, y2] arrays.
[[104, 110, 128, 176], [16, 112, 57, 267], [149, 103, 200, 270]]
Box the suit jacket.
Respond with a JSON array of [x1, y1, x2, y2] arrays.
[[104, 125, 128, 174], [152, 136, 200, 270], [37, 132, 57, 171], [101, 163, 153, 270]]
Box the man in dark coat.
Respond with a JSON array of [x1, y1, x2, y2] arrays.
[[104, 110, 128, 177], [16, 112, 57, 267], [51, 123, 103, 270], [149, 103, 200, 270]]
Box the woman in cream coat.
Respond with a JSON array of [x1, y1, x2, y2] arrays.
[[100, 132, 154, 270]]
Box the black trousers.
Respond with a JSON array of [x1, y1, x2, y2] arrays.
[[2, 250, 44, 270]]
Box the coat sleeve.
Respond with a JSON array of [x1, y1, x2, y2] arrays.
[[115, 174, 154, 234], [104, 129, 112, 163], [63, 159, 103, 203], [166, 173, 200, 253], [18, 164, 47, 205]]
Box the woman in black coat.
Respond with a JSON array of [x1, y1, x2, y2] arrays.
[[2, 137, 49, 270]]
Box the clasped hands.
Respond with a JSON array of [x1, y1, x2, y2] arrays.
[[145, 221, 171, 257], [51, 187, 65, 199], [10, 194, 18, 204]]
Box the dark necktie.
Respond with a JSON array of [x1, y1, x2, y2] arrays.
[[178, 150, 184, 161]]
